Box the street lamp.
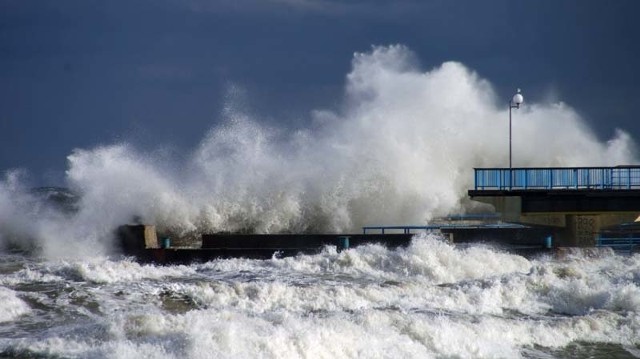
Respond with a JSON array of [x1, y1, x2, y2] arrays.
[[509, 88, 524, 169]]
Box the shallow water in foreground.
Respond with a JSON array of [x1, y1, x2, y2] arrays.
[[1, 234, 639, 358]]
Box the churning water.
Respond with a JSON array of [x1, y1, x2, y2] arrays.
[[1, 235, 640, 358], [1, 45, 639, 357]]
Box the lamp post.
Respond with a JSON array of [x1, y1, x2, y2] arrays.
[[509, 88, 524, 169]]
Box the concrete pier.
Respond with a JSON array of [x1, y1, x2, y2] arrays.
[[117, 225, 414, 263], [117, 223, 559, 263], [469, 167, 640, 247]]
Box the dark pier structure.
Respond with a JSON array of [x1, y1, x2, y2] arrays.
[[469, 166, 640, 248], [118, 225, 414, 263], [118, 221, 554, 264], [118, 166, 640, 263]]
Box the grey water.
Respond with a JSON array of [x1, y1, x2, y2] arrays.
[[1, 235, 639, 358]]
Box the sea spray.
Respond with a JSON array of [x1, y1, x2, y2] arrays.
[[73, 47, 637, 235], [1, 45, 638, 258]]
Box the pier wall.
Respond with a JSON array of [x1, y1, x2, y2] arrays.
[[117, 225, 414, 263], [470, 195, 638, 247], [117, 225, 159, 251]]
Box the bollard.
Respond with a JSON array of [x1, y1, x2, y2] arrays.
[[162, 237, 171, 249], [337, 236, 350, 252], [545, 236, 552, 249]]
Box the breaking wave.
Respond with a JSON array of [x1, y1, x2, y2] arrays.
[[0, 45, 637, 257]]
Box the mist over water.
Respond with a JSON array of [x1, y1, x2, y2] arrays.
[[1, 45, 638, 256]]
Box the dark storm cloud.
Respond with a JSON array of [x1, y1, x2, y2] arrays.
[[1, 0, 640, 185], [181, 0, 424, 16]]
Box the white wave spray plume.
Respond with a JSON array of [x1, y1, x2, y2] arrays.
[[1, 45, 637, 257]]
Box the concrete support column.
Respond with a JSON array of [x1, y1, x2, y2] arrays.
[[558, 215, 599, 247]]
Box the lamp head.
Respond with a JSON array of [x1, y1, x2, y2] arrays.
[[512, 88, 524, 107]]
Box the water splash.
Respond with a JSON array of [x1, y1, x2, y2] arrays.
[[1, 45, 637, 257]]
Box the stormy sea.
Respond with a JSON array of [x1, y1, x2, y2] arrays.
[[1, 46, 639, 358]]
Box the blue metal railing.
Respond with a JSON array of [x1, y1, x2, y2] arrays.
[[362, 223, 527, 234], [362, 226, 441, 234], [596, 235, 640, 254], [474, 166, 640, 191]]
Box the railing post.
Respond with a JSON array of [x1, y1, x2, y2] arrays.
[[510, 168, 514, 190], [475, 169, 478, 190], [503, 169, 507, 190]]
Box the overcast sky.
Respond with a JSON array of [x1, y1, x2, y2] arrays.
[[2, 0, 640, 185]]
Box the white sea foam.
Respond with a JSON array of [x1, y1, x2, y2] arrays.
[[0, 286, 30, 323], [0, 238, 638, 358], [66, 257, 197, 284], [173, 254, 638, 358], [0, 266, 65, 286]]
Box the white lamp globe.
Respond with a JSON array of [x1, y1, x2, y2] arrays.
[[512, 89, 524, 105]]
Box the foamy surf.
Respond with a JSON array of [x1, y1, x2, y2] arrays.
[[0, 235, 638, 358]]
